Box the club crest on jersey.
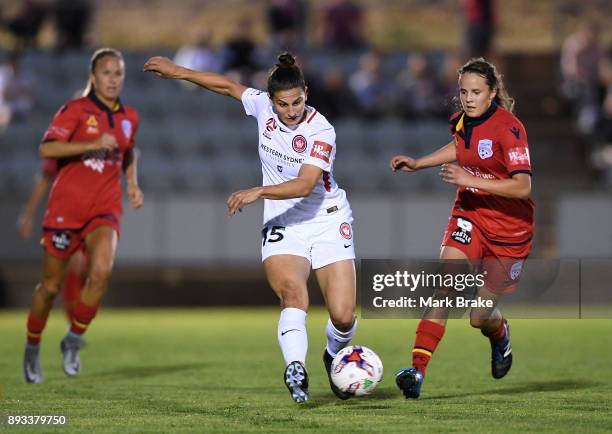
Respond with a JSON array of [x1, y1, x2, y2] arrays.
[[86, 115, 99, 135], [477, 139, 493, 159], [51, 232, 71, 251], [121, 119, 132, 140], [339, 222, 352, 239], [292, 135, 307, 153], [310, 141, 332, 163], [510, 261, 523, 280]]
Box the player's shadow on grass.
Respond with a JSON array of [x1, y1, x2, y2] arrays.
[[88, 362, 208, 381], [306, 388, 399, 408], [424, 379, 601, 400]]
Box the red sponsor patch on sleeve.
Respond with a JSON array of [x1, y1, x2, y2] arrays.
[[507, 147, 530, 166], [310, 141, 333, 163]]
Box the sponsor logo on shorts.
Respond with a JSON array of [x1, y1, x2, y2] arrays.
[[292, 135, 307, 153], [310, 141, 332, 163], [451, 218, 472, 245], [51, 232, 71, 251], [340, 222, 352, 239], [510, 260, 523, 280], [477, 139, 493, 159]]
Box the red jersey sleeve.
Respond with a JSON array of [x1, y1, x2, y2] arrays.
[[42, 102, 81, 143], [41, 158, 58, 178], [500, 121, 531, 176], [130, 111, 139, 149]]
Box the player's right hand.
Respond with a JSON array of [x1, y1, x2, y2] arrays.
[[143, 56, 181, 79], [93, 133, 118, 152], [390, 155, 418, 172]]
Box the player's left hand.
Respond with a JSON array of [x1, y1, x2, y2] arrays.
[[440, 163, 473, 187], [127, 183, 144, 209], [227, 187, 263, 216]]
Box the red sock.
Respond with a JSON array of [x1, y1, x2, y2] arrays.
[[62, 270, 85, 322], [26, 313, 49, 346], [70, 301, 99, 335], [412, 320, 446, 376], [482, 318, 506, 344]]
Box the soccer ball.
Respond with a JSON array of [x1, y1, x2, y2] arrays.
[[330, 345, 383, 396]]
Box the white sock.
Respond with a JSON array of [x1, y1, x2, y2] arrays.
[[326, 317, 357, 357], [278, 307, 308, 365]]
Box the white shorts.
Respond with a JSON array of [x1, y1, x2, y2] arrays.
[[261, 208, 355, 269]]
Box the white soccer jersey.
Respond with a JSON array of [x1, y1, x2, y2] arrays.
[[241, 87, 350, 225]]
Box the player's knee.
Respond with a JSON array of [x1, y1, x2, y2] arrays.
[[88, 261, 113, 287], [38, 281, 61, 298], [278, 280, 307, 308], [469, 315, 485, 329], [329, 312, 355, 331]]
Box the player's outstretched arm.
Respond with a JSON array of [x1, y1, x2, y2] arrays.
[[143, 56, 247, 101], [40, 133, 118, 159], [17, 172, 51, 239], [390, 141, 456, 172], [226, 165, 322, 216]]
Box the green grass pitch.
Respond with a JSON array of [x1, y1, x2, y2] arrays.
[[1, 308, 611, 433]]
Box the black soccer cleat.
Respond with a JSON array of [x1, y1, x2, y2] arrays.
[[284, 361, 309, 404], [323, 349, 352, 400], [490, 319, 513, 379], [395, 367, 424, 399]]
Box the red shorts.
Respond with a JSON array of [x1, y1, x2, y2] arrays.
[[41, 214, 120, 260], [441, 215, 532, 293]]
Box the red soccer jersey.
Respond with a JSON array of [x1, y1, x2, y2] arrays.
[[449, 103, 534, 244], [42, 92, 139, 231]]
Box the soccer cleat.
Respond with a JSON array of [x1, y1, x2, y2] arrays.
[[284, 361, 309, 404], [60, 335, 83, 377], [491, 319, 512, 379], [323, 349, 352, 400], [395, 367, 424, 399], [23, 344, 43, 384]]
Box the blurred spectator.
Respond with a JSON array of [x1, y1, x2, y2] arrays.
[[395, 53, 442, 119], [560, 21, 603, 135], [462, 0, 496, 59], [0, 51, 35, 130], [53, 0, 92, 51], [348, 51, 392, 119], [0, 0, 48, 49], [439, 52, 463, 114], [174, 29, 221, 90], [221, 18, 261, 86], [267, 0, 306, 53], [322, 0, 365, 51], [306, 66, 354, 120]]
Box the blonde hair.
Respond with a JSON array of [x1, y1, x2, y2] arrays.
[[82, 48, 124, 97]]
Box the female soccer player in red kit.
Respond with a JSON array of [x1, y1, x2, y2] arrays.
[[390, 58, 534, 398], [23, 48, 143, 384]]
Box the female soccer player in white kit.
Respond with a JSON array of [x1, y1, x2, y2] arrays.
[[144, 53, 357, 403]]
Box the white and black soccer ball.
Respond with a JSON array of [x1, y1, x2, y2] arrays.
[[330, 345, 383, 396]]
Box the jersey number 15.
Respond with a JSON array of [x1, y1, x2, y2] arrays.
[[262, 226, 285, 246]]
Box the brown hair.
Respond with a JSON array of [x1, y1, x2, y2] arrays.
[[457, 57, 515, 113], [267, 52, 306, 97], [82, 48, 124, 97]]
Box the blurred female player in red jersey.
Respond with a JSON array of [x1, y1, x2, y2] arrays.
[[18, 161, 88, 322], [23, 48, 143, 384], [390, 58, 534, 398]]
